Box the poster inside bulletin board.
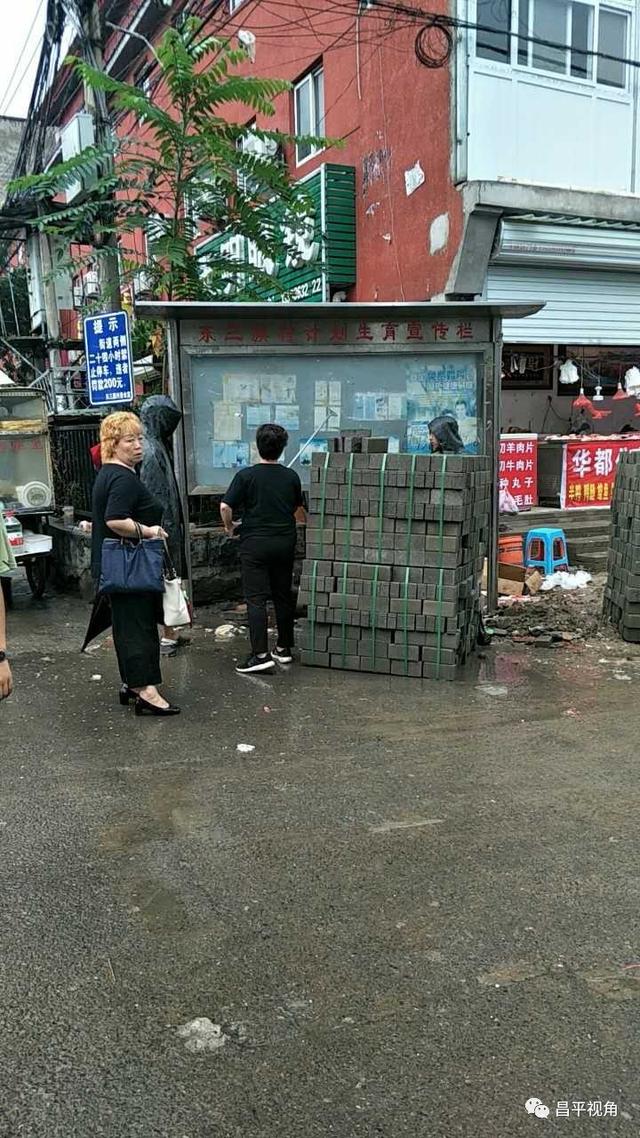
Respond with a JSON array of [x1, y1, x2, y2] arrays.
[[186, 352, 484, 492]]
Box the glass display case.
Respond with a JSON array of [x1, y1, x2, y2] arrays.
[[0, 387, 54, 513]]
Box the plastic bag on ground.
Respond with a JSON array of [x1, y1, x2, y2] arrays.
[[540, 570, 592, 591]]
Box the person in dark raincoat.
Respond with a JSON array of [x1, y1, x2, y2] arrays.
[[428, 415, 465, 454], [139, 395, 187, 656]]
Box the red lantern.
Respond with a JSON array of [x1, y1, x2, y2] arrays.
[[573, 389, 594, 412], [613, 382, 629, 400]]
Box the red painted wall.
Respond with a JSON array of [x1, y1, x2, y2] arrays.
[[55, 1, 463, 303]]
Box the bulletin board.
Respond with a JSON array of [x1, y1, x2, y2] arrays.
[[184, 351, 483, 493]]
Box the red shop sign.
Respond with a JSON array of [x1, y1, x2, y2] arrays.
[[499, 434, 538, 508], [561, 438, 640, 508]]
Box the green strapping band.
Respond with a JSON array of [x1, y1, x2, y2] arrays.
[[309, 559, 319, 662], [405, 454, 417, 563], [318, 453, 329, 558], [377, 454, 389, 553], [370, 563, 381, 668], [344, 453, 355, 563], [340, 560, 349, 665], [368, 456, 388, 671], [402, 565, 411, 677], [435, 454, 448, 679]]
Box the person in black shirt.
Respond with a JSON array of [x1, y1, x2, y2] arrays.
[[90, 412, 180, 716], [221, 423, 303, 673]]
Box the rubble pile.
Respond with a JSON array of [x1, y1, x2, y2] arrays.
[[489, 574, 606, 643]]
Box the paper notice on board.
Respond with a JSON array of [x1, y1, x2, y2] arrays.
[[353, 392, 396, 421], [213, 441, 249, 468], [387, 436, 400, 453], [275, 404, 299, 431], [387, 394, 406, 420], [329, 381, 341, 405], [260, 375, 296, 404], [374, 395, 388, 420], [315, 380, 328, 404], [214, 402, 243, 441], [315, 404, 340, 430], [246, 404, 272, 427], [223, 375, 260, 402], [298, 437, 329, 468]]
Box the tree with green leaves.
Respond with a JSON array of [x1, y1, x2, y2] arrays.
[[11, 17, 330, 306]]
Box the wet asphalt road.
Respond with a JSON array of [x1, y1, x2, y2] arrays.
[[1, 580, 640, 1137]]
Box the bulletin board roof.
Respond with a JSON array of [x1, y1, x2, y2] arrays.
[[136, 301, 544, 323]]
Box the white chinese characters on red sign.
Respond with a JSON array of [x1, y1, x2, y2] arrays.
[[499, 435, 538, 508], [562, 438, 640, 508]]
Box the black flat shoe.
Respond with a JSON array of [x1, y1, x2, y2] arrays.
[[134, 694, 181, 717], [119, 684, 137, 706]]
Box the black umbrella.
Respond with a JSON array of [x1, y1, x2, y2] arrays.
[[81, 593, 112, 652]]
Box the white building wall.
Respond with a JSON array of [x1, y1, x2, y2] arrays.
[[458, 0, 639, 194]]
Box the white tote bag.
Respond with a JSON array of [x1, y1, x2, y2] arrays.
[[163, 575, 191, 627]]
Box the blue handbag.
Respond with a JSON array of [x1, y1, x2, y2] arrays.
[[99, 527, 165, 595]]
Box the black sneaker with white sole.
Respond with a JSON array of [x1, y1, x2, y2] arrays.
[[236, 653, 276, 674], [272, 647, 293, 664]]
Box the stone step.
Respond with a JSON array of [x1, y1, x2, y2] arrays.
[[568, 535, 611, 556], [502, 511, 611, 536], [573, 553, 609, 572]]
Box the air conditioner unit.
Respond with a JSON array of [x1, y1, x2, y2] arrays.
[[59, 112, 95, 203], [244, 133, 278, 159]]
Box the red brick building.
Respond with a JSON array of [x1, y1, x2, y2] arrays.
[[12, 0, 640, 433]]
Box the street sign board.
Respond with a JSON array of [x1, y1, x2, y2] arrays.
[[83, 310, 134, 406]]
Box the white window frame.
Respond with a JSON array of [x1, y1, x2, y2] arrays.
[[474, 0, 631, 91], [294, 66, 325, 167], [229, 0, 246, 12]]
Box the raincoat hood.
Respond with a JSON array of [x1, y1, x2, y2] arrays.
[[140, 395, 181, 441], [428, 415, 465, 454]]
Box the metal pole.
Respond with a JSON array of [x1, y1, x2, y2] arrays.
[[6, 270, 20, 336], [487, 319, 502, 612], [287, 408, 338, 468], [83, 0, 122, 313], [166, 319, 193, 602], [37, 230, 68, 411]]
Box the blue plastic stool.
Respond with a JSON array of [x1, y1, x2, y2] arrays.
[[524, 528, 569, 576]]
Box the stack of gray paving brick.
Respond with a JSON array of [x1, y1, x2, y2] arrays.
[[298, 452, 490, 679], [604, 450, 640, 642]]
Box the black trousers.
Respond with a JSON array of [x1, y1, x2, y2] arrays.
[[110, 592, 162, 688], [240, 535, 296, 656]]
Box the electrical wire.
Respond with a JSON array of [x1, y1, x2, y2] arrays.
[[0, 0, 46, 115]]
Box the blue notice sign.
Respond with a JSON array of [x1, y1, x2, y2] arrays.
[[83, 310, 134, 406]]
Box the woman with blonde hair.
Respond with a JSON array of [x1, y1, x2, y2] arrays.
[[90, 411, 180, 716]]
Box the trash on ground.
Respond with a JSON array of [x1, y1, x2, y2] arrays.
[[237, 743, 255, 753], [176, 1018, 227, 1054], [498, 595, 533, 607], [214, 623, 238, 640], [540, 570, 592, 591], [90, 674, 102, 681]]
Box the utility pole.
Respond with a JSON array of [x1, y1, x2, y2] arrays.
[[37, 228, 68, 411], [81, 0, 122, 313]]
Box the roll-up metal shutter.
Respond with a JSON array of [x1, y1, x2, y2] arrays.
[[493, 220, 640, 271], [486, 264, 640, 345]]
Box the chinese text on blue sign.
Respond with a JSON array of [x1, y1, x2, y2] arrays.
[[83, 311, 134, 406]]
